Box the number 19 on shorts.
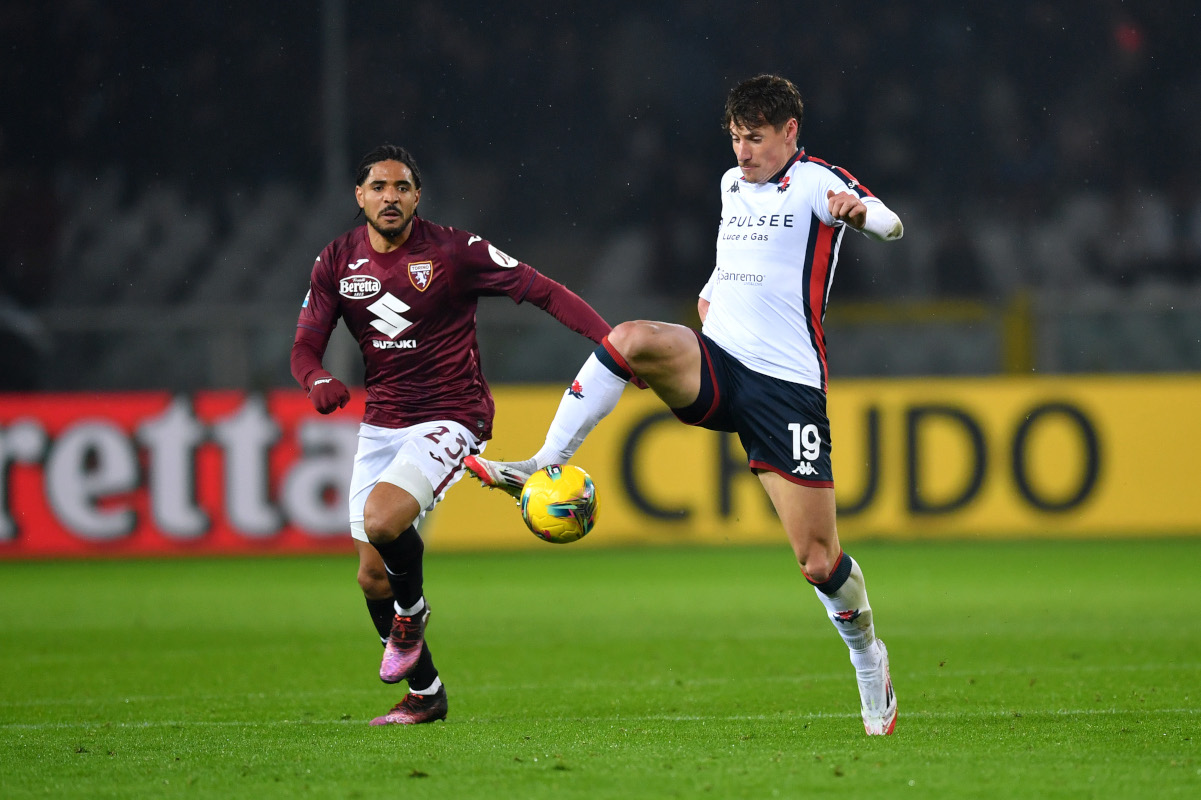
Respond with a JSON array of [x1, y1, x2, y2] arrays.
[[789, 423, 821, 461]]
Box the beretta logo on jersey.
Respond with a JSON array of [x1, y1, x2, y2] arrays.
[[339, 275, 381, 299], [408, 261, 433, 292]]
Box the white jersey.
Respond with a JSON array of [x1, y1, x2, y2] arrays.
[[700, 150, 885, 391]]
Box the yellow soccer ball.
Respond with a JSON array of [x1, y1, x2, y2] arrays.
[[520, 464, 599, 544]]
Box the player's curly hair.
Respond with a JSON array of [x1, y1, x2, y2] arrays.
[[722, 74, 804, 133], [355, 144, 422, 189]]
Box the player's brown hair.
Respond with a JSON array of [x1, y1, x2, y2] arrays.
[[721, 74, 804, 134]]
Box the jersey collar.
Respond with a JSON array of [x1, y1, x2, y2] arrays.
[[763, 148, 804, 185]]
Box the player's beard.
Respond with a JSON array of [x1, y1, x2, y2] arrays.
[[368, 206, 413, 242]]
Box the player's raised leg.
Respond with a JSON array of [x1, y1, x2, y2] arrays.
[[466, 321, 703, 491], [758, 473, 896, 735]]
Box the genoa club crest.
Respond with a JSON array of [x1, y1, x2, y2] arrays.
[[408, 261, 433, 291]]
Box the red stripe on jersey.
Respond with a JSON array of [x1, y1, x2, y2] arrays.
[[803, 154, 875, 198], [749, 459, 835, 488], [807, 224, 836, 391]]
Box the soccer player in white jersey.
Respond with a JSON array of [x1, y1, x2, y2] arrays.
[[466, 74, 904, 735]]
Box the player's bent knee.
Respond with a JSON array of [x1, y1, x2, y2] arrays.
[[362, 496, 417, 545], [362, 499, 418, 544], [794, 543, 839, 583], [799, 559, 832, 584], [607, 320, 663, 361], [361, 509, 396, 545], [362, 461, 431, 543]]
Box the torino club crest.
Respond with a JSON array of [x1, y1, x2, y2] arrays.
[[408, 261, 433, 291]]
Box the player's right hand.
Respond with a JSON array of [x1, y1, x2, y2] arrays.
[[307, 373, 350, 414], [827, 189, 867, 229]]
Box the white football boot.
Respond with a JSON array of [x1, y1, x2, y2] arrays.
[[858, 639, 897, 735], [463, 455, 532, 501]]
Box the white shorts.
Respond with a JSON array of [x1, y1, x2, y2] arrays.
[[348, 420, 485, 542]]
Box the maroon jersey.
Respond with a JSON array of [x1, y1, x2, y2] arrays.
[[295, 217, 605, 438]]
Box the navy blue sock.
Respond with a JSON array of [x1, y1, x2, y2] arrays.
[[806, 551, 854, 595], [594, 338, 635, 380]]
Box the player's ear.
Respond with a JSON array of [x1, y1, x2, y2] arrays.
[[354, 184, 366, 209]]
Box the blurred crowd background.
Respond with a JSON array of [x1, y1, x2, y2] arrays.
[[2, 0, 1199, 391]]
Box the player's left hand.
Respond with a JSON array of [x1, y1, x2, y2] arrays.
[[827, 189, 867, 230], [307, 373, 350, 414]]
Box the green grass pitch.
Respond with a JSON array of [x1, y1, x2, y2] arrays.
[[1, 538, 1198, 799]]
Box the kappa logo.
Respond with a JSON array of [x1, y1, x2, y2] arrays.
[[792, 462, 818, 476], [348, 258, 369, 270], [408, 260, 433, 291], [777, 176, 791, 193], [832, 609, 861, 624], [728, 181, 740, 193], [339, 275, 381, 299], [567, 380, 584, 399]]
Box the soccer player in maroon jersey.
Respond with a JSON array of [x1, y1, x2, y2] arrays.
[[290, 144, 610, 725]]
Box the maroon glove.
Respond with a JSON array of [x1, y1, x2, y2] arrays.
[[306, 372, 350, 414]]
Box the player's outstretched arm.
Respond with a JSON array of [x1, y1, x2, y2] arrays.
[[521, 272, 611, 344]]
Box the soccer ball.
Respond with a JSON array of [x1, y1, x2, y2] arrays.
[[520, 464, 599, 544]]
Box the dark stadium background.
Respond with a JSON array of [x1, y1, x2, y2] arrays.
[[3, 0, 1199, 393]]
